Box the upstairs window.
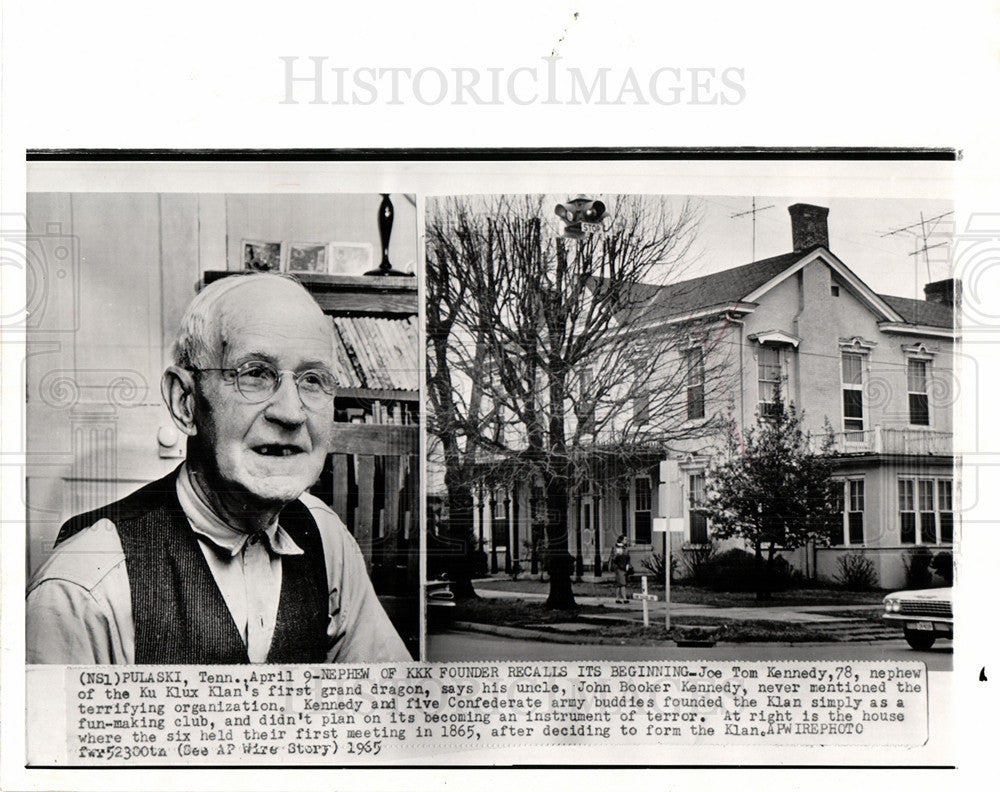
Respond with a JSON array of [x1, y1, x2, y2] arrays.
[[841, 352, 864, 440], [578, 367, 595, 433], [758, 346, 783, 418], [685, 347, 705, 420], [908, 359, 930, 426], [633, 391, 650, 425]]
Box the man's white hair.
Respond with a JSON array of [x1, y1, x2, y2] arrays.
[[172, 272, 325, 369]]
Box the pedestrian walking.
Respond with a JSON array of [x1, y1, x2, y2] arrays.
[[610, 534, 631, 604]]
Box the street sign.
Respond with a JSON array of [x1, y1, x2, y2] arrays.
[[632, 594, 659, 601], [652, 517, 669, 533]]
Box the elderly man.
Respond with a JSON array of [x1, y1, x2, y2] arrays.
[[26, 274, 410, 664]]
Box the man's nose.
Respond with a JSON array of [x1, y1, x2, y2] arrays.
[[263, 374, 307, 424]]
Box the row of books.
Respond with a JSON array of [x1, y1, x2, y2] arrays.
[[346, 400, 418, 426], [329, 316, 419, 392]]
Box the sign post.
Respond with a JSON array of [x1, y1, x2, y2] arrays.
[[632, 575, 659, 627], [652, 517, 670, 631]]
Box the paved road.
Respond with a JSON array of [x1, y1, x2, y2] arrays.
[[427, 630, 953, 671]]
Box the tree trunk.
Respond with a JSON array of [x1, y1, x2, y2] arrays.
[[754, 540, 770, 601], [442, 467, 478, 599], [543, 470, 577, 609]]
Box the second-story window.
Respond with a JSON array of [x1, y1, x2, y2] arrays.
[[908, 359, 930, 426], [758, 346, 782, 418], [579, 367, 595, 433], [841, 352, 865, 441], [686, 347, 705, 420], [633, 391, 650, 425]]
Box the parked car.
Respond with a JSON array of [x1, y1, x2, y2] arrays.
[[882, 587, 953, 650]]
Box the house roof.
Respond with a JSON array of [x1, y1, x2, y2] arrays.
[[877, 294, 954, 329], [618, 248, 817, 323], [619, 246, 954, 330]]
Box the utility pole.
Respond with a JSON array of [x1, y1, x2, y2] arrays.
[[731, 198, 775, 262]]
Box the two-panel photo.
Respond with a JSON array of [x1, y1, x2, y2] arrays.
[[21, 167, 956, 767]]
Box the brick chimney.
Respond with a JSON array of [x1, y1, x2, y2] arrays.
[[924, 278, 961, 307], [788, 203, 830, 252]]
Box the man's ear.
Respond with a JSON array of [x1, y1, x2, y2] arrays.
[[161, 366, 199, 437]]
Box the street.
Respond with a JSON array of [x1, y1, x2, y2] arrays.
[[427, 630, 953, 671]]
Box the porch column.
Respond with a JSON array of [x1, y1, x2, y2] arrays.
[[511, 487, 521, 575], [593, 490, 603, 576], [504, 491, 513, 574], [489, 491, 499, 574], [573, 494, 584, 580]]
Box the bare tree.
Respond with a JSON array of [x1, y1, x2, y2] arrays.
[[426, 194, 726, 609]]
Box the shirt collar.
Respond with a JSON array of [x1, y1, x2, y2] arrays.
[[176, 464, 304, 558]]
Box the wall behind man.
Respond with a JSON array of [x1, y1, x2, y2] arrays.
[[24, 192, 416, 575]]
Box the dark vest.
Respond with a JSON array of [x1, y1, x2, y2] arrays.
[[55, 467, 331, 664]]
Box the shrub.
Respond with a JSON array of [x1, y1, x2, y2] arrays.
[[931, 551, 954, 585], [680, 543, 719, 584], [902, 547, 934, 589], [699, 548, 801, 593], [641, 551, 679, 582], [834, 553, 879, 591]]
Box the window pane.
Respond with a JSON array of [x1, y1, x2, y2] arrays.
[[635, 477, 651, 510], [920, 513, 937, 544], [758, 347, 780, 380], [633, 392, 649, 424], [634, 513, 652, 545], [687, 384, 705, 419], [899, 479, 914, 511], [760, 380, 779, 403], [938, 480, 952, 510], [907, 360, 927, 393], [919, 480, 935, 511], [900, 513, 916, 544], [909, 393, 930, 425], [843, 389, 863, 419], [689, 511, 709, 544], [940, 512, 954, 544], [850, 480, 865, 511], [688, 474, 705, 507], [848, 512, 864, 544], [842, 353, 862, 385], [829, 484, 845, 545]]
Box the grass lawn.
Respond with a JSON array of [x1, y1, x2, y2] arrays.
[[471, 577, 886, 607], [446, 597, 836, 644]]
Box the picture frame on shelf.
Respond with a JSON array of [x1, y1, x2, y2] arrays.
[[328, 242, 374, 275], [242, 239, 283, 273], [286, 242, 331, 274]]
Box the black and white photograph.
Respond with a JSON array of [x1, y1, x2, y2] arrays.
[[424, 192, 956, 668], [23, 190, 421, 665]]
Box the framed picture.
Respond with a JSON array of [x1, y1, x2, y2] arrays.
[[242, 239, 282, 272], [328, 242, 374, 275], [286, 242, 331, 274]]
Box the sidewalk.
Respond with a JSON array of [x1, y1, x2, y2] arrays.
[[470, 580, 874, 624]]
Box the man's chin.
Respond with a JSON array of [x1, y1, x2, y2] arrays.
[[239, 460, 321, 504]]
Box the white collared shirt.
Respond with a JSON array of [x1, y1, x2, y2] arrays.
[[176, 466, 303, 662]]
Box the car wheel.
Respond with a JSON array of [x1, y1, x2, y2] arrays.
[[904, 628, 936, 651]]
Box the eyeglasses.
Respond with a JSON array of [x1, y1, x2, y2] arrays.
[[192, 361, 338, 410]]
